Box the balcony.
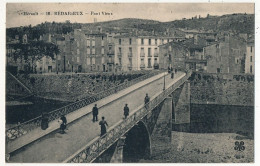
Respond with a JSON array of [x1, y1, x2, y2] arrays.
[[140, 53, 145, 57], [128, 53, 133, 57], [140, 64, 145, 68], [107, 51, 114, 56], [154, 53, 159, 57], [117, 53, 122, 57], [127, 64, 133, 69]]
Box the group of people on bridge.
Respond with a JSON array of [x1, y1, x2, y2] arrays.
[[92, 93, 150, 137], [168, 67, 178, 79], [40, 93, 151, 137]]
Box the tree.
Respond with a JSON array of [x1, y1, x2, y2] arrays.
[[9, 41, 60, 73]]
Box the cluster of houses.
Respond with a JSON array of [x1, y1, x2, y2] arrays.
[[6, 25, 254, 75]]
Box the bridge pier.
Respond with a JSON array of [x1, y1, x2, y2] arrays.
[[110, 136, 126, 163], [172, 81, 191, 132], [149, 97, 173, 157]]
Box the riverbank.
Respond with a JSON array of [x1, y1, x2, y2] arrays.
[[139, 132, 254, 163]]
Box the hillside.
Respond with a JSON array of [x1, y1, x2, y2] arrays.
[[6, 13, 254, 40]]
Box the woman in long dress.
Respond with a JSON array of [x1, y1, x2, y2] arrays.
[[99, 116, 108, 136]]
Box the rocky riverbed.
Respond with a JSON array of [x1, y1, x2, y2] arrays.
[[140, 132, 254, 163]]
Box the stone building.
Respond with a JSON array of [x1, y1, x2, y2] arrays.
[[204, 35, 247, 74], [245, 39, 254, 74], [114, 34, 178, 71], [159, 37, 207, 71]]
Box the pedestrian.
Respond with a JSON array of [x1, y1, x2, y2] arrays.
[[171, 72, 174, 79], [41, 112, 48, 130], [59, 120, 66, 134], [99, 116, 108, 136], [175, 68, 177, 73], [60, 115, 67, 130], [171, 67, 173, 72], [144, 93, 150, 109], [92, 104, 99, 122], [168, 66, 171, 73], [124, 104, 129, 119]]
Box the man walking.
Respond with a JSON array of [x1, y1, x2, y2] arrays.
[[124, 104, 130, 119], [92, 104, 99, 122]]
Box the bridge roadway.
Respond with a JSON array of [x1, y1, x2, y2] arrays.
[[9, 72, 185, 163]]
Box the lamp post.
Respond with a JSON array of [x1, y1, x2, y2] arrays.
[[163, 54, 167, 91]]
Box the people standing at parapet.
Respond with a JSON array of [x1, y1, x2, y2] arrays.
[[92, 104, 99, 122], [59, 115, 67, 134], [60, 115, 67, 130], [99, 116, 108, 136], [124, 104, 130, 119]]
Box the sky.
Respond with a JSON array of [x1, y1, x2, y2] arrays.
[[6, 3, 254, 28]]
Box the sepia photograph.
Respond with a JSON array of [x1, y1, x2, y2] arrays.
[[3, 2, 255, 164]]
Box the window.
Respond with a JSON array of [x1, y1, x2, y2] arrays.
[[129, 47, 132, 53], [108, 36, 112, 43], [154, 58, 158, 63], [141, 48, 144, 56], [217, 68, 220, 73], [119, 58, 122, 65], [119, 39, 121, 45], [102, 36, 104, 40], [87, 48, 90, 54], [250, 56, 253, 62], [148, 48, 151, 56], [162, 39, 164, 43], [77, 41, 79, 47], [77, 57, 80, 62], [148, 39, 151, 45], [92, 40, 95, 47], [129, 38, 132, 45], [119, 47, 122, 54], [155, 39, 157, 45], [250, 65, 253, 73], [251, 46, 253, 52], [87, 40, 90, 46], [77, 49, 80, 55], [92, 58, 95, 64], [101, 48, 104, 55], [141, 38, 144, 45], [86, 57, 90, 65], [141, 58, 144, 64], [92, 48, 95, 55]]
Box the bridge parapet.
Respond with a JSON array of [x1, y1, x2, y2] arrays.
[[64, 71, 192, 163], [6, 71, 161, 143]]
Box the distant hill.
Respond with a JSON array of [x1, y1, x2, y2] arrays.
[[6, 13, 254, 40], [162, 13, 254, 34], [82, 13, 254, 35]]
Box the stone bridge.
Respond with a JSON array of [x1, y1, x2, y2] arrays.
[[64, 72, 191, 163], [6, 71, 191, 163]]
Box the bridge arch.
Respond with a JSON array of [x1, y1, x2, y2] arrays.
[[123, 120, 151, 162]]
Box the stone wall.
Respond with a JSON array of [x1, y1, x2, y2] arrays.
[[190, 72, 254, 106], [15, 71, 151, 101]]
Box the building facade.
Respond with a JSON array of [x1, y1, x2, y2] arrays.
[[245, 39, 254, 74], [114, 35, 177, 71], [204, 35, 246, 74]]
